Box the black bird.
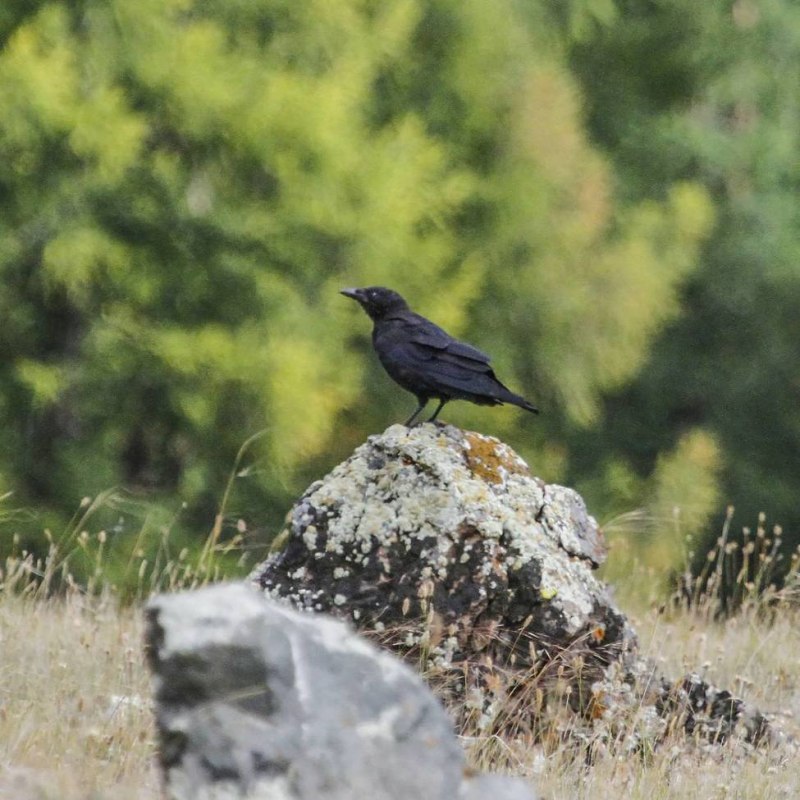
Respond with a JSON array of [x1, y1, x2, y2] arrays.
[[341, 286, 538, 426]]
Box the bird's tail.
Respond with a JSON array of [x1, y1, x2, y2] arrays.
[[497, 387, 539, 414]]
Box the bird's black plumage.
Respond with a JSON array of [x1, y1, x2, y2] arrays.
[[341, 286, 538, 425]]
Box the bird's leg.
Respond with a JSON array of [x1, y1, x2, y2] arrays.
[[404, 399, 428, 427], [426, 398, 447, 423]]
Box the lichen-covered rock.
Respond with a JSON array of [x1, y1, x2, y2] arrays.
[[256, 424, 618, 652], [145, 582, 537, 800], [252, 424, 781, 750], [253, 424, 628, 732], [587, 656, 777, 756]]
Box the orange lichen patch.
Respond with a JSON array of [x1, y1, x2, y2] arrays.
[[463, 432, 531, 485], [590, 624, 606, 644]]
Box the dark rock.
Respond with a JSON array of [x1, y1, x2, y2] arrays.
[[145, 582, 537, 800], [658, 673, 771, 745]]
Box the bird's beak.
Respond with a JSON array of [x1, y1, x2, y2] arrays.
[[340, 287, 364, 302]]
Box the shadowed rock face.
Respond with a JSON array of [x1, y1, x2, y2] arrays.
[[252, 424, 777, 749]]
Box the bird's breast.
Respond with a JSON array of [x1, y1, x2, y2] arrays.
[[372, 325, 434, 394]]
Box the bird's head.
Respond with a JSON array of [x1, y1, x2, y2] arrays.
[[340, 286, 409, 321]]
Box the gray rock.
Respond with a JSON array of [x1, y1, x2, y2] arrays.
[[461, 773, 542, 800], [251, 424, 780, 750], [253, 424, 629, 730], [254, 423, 619, 643], [145, 582, 537, 800]]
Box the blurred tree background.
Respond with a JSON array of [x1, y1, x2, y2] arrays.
[[0, 0, 797, 589]]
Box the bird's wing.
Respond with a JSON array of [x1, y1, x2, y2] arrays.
[[377, 314, 533, 409], [384, 340, 499, 399], [403, 316, 492, 365]]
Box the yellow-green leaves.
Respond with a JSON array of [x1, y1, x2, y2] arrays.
[[0, 0, 760, 567], [651, 428, 722, 543], [42, 227, 132, 302], [489, 63, 716, 426], [15, 360, 64, 409], [0, 7, 77, 145]]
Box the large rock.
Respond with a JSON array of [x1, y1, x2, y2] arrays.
[[254, 425, 627, 724], [252, 424, 776, 749], [256, 424, 618, 653], [145, 582, 537, 800]]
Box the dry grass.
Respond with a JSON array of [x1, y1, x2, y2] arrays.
[[0, 508, 243, 800], [461, 515, 800, 800], [0, 527, 798, 799], [0, 589, 157, 799], [462, 604, 800, 800]]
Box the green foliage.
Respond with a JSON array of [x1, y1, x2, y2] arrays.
[[2, 0, 788, 585], [650, 429, 721, 540], [569, 0, 800, 565], [0, 0, 487, 536]]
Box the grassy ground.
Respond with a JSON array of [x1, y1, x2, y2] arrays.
[[0, 544, 798, 799], [468, 604, 800, 800], [0, 589, 157, 799]]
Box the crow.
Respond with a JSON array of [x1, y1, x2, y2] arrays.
[[341, 286, 538, 426]]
